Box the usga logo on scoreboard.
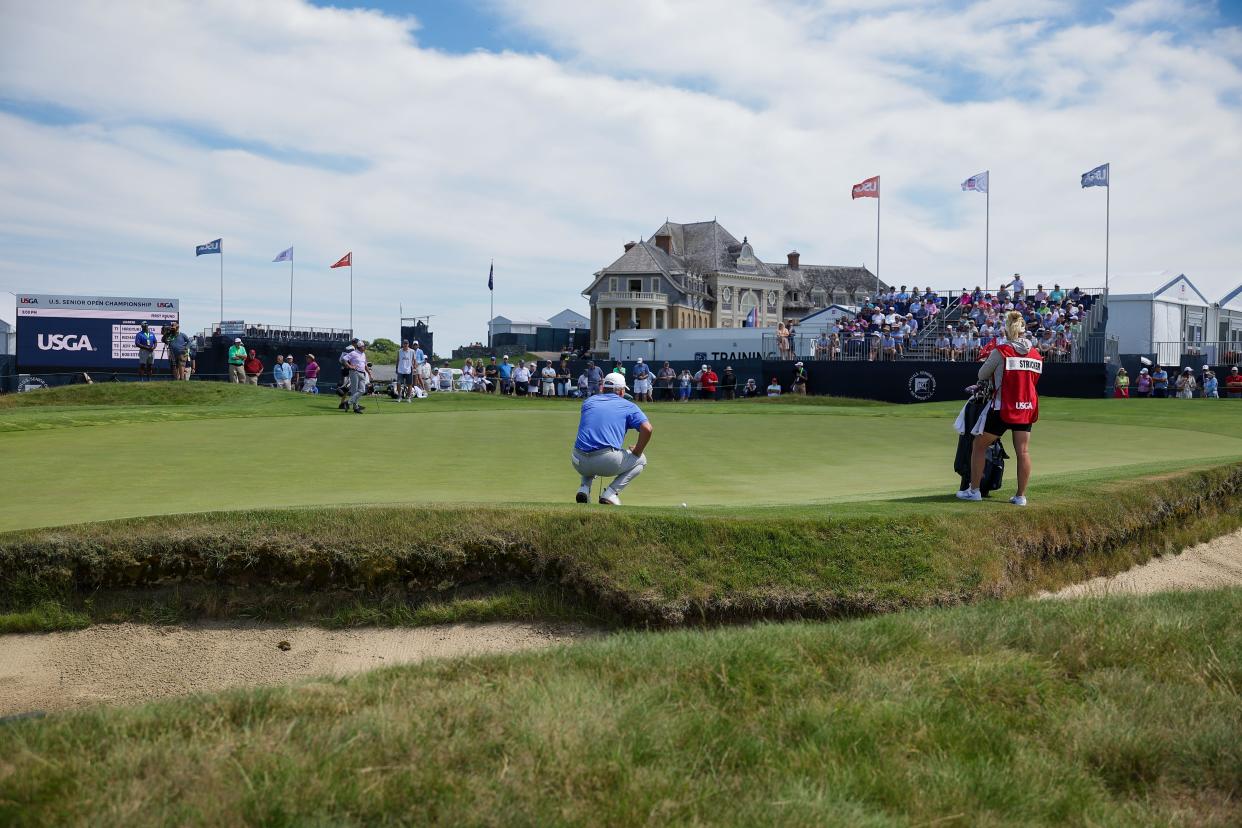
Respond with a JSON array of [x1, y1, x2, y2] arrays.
[[37, 334, 96, 351]]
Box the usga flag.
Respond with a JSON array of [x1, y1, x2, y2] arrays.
[[961, 171, 989, 193], [851, 176, 880, 199], [1081, 163, 1109, 188], [195, 238, 221, 256], [488, 262, 493, 291], [331, 252, 352, 268], [272, 246, 293, 263]]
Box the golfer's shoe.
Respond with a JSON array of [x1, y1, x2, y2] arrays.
[[955, 488, 982, 501], [575, 486, 591, 504], [352, 405, 365, 414], [598, 489, 621, 506], [1009, 495, 1027, 507], [338, 401, 349, 410]]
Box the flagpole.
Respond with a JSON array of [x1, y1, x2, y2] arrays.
[[219, 243, 224, 327], [288, 248, 294, 330], [985, 184, 990, 292], [350, 260, 354, 335], [1105, 178, 1110, 297], [875, 191, 881, 295]]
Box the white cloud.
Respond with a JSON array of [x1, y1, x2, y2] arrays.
[[0, 0, 1239, 350]]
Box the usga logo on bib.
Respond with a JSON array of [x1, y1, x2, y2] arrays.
[[1015, 401, 1034, 410], [37, 334, 96, 351]]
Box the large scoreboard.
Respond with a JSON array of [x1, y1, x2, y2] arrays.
[[16, 293, 180, 371]]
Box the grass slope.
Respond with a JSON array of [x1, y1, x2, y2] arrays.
[[4, 461, 1241, 628], [3, 590, 1239, 826], [2, 385, 1241, 531]]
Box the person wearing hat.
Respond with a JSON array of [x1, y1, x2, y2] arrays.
[[343, 341, 369, 413], [303, 354, 319, 393], [1113, 367, 1130, 398], [791, 361, 807, 395], [1226, 367, 1242, 399], [631, 358, 652, 402], [721, 365, 736, 400], [164, 322, 191, 381], [1134, 367, 1152, 397], [766, 377, 782, 397], [273, 354, 293, 390], [585, 360, 603, 395], [395, 340, 416, 400], [227, 337, 247, 384], [1175, 367, 1197, 399], [243, 349, 263, 385], [497, 354, 514, 395], [1203, 368, 1219, 399], [570, 371, 653, 505], [699, 364, 718, 400], [134, 322, 158, 381], [1150, 364, 1169, 398]]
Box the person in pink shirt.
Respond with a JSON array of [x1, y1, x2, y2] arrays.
[[302, 354, 320, 393]]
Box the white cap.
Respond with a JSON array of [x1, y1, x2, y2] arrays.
[[701, 364, 709, 370], [795, 361, 804, 366], [346, 345, 355, 351], [602, 372, 627, 390], [636, 358, 643, 363], [233, 338, 242, 343]]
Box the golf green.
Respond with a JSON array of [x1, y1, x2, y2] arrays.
[[2, 388, 1241, 531]]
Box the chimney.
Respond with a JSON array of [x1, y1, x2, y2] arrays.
[[654, 234, 672, 255], [624, 241, 636, 252], [787, 250, 800, 270]]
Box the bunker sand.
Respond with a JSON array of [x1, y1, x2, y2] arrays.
[[0, 621, 596, 716], [1043, 527, 1242, 599]]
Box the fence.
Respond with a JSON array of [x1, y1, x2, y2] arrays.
[[198, 324, 353, 343], [1150, 341, 1242, 367], [765, 332, 1117, 365]]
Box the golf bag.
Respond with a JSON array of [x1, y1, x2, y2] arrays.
[[954, 396, 1008, 496]]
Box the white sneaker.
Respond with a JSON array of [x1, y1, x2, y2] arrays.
[[956, 489, 982, 501], [599, 489, 621, 506], [1009, 495, 1027, 506], [575, 486, 590, 504]]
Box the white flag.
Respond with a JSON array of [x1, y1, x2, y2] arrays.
[[961, 171, 989, 193]]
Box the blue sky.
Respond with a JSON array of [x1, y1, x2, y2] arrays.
[[2, 0, 1240, 347]]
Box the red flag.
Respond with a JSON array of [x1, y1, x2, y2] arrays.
[[851, 176, 880, 199], [330, 252, 352, 268]]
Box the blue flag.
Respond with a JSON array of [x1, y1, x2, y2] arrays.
[[488, 262, 493, 291], [196, 238, 221, 256], [272, 246, 293, 263], [1081, 163, 1109, 188]]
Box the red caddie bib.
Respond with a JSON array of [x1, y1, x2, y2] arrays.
[[997, 343, 1042, 424]]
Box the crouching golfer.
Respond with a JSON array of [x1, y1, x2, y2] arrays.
[[571, 372, 652, 506], [958, 310, 1041, 506]]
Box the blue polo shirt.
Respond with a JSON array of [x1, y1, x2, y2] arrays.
[[498, 362, 512, 379], [135, 330, 156, 349], [574, 394, 648, 453]]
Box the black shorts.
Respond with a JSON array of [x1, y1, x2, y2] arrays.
[[983, 408, 1032, 436]]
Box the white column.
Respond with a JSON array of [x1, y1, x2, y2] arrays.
[[611, 307, 617, 337]]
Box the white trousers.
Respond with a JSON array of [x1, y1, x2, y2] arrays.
[[348, 370, 367, 405], [571, 448, 647, 494]]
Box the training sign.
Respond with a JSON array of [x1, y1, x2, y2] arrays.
[[16, 293, 180, 370]]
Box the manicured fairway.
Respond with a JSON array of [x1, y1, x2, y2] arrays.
[[1, 386, 1240, 530]]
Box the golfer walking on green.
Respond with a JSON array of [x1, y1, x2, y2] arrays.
[[571, 372, 653, 505]]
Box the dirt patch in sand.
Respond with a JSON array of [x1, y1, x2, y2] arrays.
[[1043, 528, 1242, 600], [0, 621, 597, 717]]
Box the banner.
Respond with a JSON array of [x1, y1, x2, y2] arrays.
[[1081, 163, 1109, 188], [16, 293, 179, 370], [196, 238, 222, 256], [851, 176, 880, 199]]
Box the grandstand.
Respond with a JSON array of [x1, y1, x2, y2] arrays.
[[194, 323, 354, 385]]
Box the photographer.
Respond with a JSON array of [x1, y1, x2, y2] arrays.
[[958, 310, 1042, 507]]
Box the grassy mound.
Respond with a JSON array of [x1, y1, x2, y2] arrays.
[[3, 589, 1239, 826], [4, 462, 1240, 629], [0, 381, 269, 409]]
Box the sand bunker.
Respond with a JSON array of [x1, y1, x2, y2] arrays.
[[1043, 527, 1242, 599], [0, 621, 596, 717]]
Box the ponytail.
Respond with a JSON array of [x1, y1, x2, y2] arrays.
[[1004, 310, 1026, 342]]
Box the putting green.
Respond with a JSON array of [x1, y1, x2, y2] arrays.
[[2, 388, 1241, 531]]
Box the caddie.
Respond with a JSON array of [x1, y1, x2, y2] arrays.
[[570, 372, 653, 506]]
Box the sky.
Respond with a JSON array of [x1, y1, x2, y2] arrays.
[[1, 0, 1240, 348]]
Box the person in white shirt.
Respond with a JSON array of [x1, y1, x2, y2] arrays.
[[344, 342, 369, 413], [513, 362, 531, 396], [395, 341, 416, 400], [540, 361, 556, 396], [412, 341, 426, 391], [766, 377, 782, 397], [951, 329, 969, 361]]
